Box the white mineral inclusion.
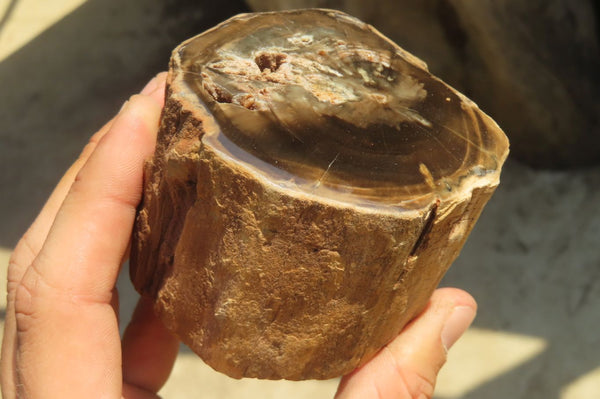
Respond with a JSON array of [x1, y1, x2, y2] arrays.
[[200, 33, 431, 129]]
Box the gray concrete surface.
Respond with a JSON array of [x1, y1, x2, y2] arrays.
[[1, 1, 599, 398]]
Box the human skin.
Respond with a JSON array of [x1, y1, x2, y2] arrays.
[[0, 72, 476, 399]]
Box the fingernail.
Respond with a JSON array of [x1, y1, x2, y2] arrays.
[[441, 305, 476, 351], [140, 75, 160, 95]]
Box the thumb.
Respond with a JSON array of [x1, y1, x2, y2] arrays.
[[335, 288, 476, 399]]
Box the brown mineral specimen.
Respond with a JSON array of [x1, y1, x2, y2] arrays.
[[130, 9, 509, 380]]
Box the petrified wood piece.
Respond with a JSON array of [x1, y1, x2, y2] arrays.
[[131, 9, 509, 380]]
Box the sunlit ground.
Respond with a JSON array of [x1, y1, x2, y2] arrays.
[[0, 0, 88, 61]]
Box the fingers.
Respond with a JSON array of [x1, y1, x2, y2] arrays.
[[1, 72, 168, 399], [22, 94, 161, 297], [122, 297, 180, 394], [335, 288, 476, 399], [6, 81, 164, 398], [2, 114, 119, 391], [10, 72, 166, 278]]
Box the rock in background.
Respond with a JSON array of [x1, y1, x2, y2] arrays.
[[246, 0, 600, 168]]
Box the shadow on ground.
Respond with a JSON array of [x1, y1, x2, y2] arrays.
[[1, 2, 599, 398], [441, 160, 600, 398], [0, 0, 249, 246]]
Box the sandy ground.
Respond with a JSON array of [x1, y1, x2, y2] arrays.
[[1, 1, 599, 398]]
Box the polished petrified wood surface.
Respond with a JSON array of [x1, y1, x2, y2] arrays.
[[181, 10, 504, 206], [131, 9, 509, 380]]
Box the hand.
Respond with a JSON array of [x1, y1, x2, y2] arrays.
[[335, 288, 476, 399], [0, 72, 476, 399], [1, 73, 179, 398]]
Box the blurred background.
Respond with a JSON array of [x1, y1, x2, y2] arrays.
[[0, 0, 599, 397]]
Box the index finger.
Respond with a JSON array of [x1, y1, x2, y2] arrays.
[[1, 73, 167, 399], [6, 77, 166, 398], [11, 72, 167, 274]]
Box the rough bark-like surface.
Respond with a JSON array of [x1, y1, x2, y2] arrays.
[[247, 0, 600, 168], [131, 10, 509, 380]]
